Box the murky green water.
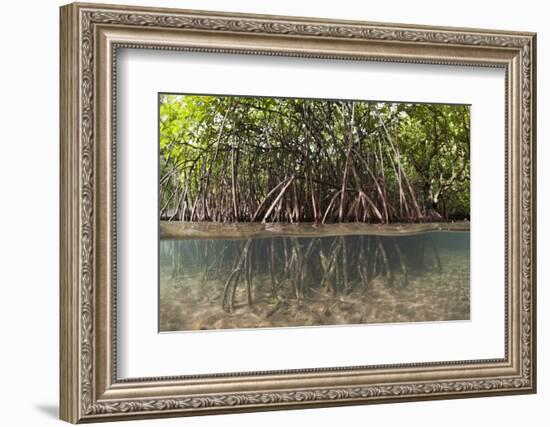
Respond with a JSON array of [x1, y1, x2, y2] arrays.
[[159, 227, 470, 332]]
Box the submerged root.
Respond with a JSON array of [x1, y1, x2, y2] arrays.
[[377, 237, 393, 286], [341, 237, 349, 294], [392, 237, 409, 287], [174, 232, 448, 313], [269, 238, 277, 294], [222, 239, 252, 312], [428, 235, 443, 274], [357, 236, 370, 292], [320, 238, 342, 295]]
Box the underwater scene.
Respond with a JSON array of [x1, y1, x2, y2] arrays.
[[159, 223, 469, 331]]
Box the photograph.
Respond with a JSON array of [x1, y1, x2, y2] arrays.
[[158, 94, 471, 332]]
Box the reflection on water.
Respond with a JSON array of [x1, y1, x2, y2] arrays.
[[159, 227, 470, 332]]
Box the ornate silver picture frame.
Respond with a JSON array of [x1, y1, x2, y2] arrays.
[[60, 2, 536, 423]]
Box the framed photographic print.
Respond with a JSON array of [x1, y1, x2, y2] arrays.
[[59, 2, 537, 423]]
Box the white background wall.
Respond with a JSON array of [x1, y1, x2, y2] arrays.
[[0, 0, 545, 425]]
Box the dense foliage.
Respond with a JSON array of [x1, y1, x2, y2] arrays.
[[159, 94, 470, 223]]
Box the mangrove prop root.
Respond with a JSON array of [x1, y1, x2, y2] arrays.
[[341, 237, 350, 294], [269, 238, 277, 294], [357, 236, 369, 290], [419, 236, 426, 268], [245, 246, 253, 306], [165, 233, 444, 313], [392, 237, 409, 287], [222, 239, 252, 312], [377, 237, 393, 286], [289, 238, 301, 300], [160, 98, 469, 224], [298, 238, 319, 298], [428, 235, 443, 274], [201, 242, 209, 282], [372, 244, 380, 280]]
